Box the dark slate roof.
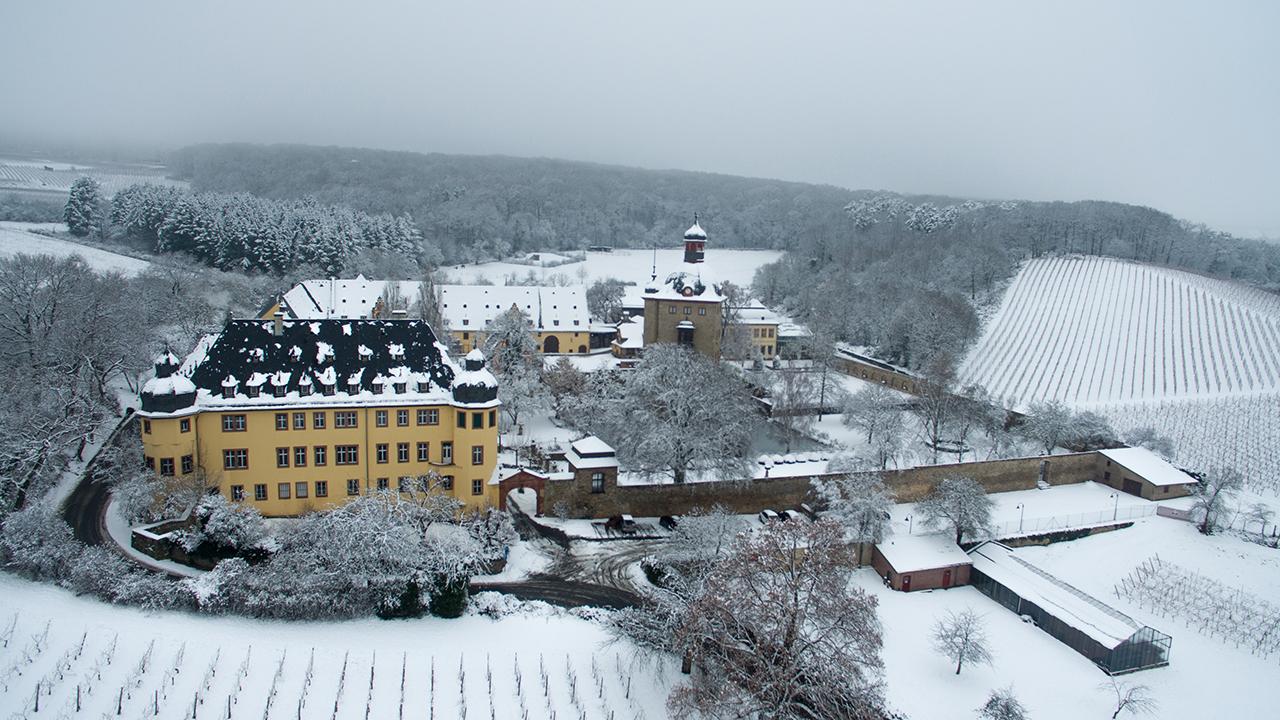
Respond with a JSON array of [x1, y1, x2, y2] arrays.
[[187, 319, 455, 396]]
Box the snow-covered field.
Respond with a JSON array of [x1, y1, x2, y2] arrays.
[[447, 247, 782, 289], [0, 224, 151, 276], [4, 497, 1277, 719], [0, 576, 674, 720], [959, 255, 1280, 493], [0, 157, 186, 197]]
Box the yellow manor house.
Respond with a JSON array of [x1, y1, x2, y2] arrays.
[[137, 317, 501, 516]]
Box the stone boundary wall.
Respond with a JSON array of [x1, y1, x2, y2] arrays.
[[538, 452, 1103, 519], [832, 354, 925, 395], [881, 452, 1099, 503]]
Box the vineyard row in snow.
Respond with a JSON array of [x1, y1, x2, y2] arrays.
[[960, 254, 1280, 407]]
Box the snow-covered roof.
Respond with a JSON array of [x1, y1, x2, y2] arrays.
[[438, 285, 591, 332], [565, 436, 618, 469], [280, 276, 420, 320], [571, 436, 615, 457], [684, 221, 707, 240], [613, 317, 644, 349], [875, 533, 971, 574], [968, 542, 1143, 650], [141, 373, 196, 396], [643, 264, 725, 304], [139, 318, 499, 417], [1099, 447, 1195, 487]]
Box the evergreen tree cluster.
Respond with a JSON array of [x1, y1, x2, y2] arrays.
[[109, 183, 426, 274]]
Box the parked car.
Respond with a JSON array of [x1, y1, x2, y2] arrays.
[[782, 509, 806, 522], [758, 509, 780, 523], [798, 503, 818, 519], [659, 515, 679, 530]]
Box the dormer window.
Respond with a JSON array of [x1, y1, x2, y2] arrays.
[[417, 381, 431, 393], [323, 383, 336, 396], [298, 383, 312, 397], [463, 319, 469, 326], [246, 385, 261, 398], [394, 381, 407, 394], [273, 384, 286, 398], [223, 386, 235, 399]]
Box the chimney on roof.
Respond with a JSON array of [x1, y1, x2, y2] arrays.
[[273, 311, 284, 336], [392, 309, 408, 319]]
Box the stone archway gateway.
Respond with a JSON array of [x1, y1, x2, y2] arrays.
[[498, 468, 548, 515], [543, 335, 560, 353]]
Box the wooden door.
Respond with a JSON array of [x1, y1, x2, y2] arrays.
[[942, 569, 952, 588], [901, 574, 911, 592]]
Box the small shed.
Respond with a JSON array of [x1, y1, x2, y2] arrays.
[[968, 541, 1171, 674], [871, 533, 972, 592], [1098, 447, 1196, 500]]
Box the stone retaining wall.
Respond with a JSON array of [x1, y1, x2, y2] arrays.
[[534, 452, 1104, 519]]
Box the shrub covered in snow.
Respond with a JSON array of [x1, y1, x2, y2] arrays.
[[176, 493, 267, 554]]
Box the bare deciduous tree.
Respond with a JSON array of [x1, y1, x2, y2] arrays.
[[581, 344, 757, 483], [976, 686, 1029, 720], [667, 519, 886, 719], [813, 471, 894, 564], [918, 475, 995, 544], [932, 608, 993, 675], [1099, 677, 1158, 719], [1191, 466, 1244, 535]]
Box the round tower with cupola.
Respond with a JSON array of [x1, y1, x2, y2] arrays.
[[683, 214, 707, 264]]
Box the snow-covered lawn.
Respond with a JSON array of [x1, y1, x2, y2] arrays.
[[0, 225, 150, 276], [889, 481, 1157, 540], [869, 516, 1280, 719], [448, 248, 782, 289], [0, 574, 675, 719]]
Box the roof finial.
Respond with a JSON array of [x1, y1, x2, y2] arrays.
[[650, 247, 657, 282]]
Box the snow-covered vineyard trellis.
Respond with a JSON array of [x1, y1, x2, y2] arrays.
[[960, 254, 1280, 494], [0, 609, 670, 720], [1115, 556, 1280, 663], [1093, 394, 1280, 494]]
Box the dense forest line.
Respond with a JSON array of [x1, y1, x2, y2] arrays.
[[166, 142, 1280, 372], [168, 143, 865, 261]]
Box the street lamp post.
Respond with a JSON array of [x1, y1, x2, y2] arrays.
[[1110, 492, 1119, 521], [1016, 503, 1025, 534], [905, 515, 913, 535]]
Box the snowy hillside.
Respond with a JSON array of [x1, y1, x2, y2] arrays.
[[960, 255, 1280, 407], [960, 255, 1280, 492], [0, 224, 150, 276]]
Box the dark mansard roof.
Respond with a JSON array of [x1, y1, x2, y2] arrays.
[[139, 318, 498, 414]]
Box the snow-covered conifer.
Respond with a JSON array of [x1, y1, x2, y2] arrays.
[[64, 176, 102, 237]]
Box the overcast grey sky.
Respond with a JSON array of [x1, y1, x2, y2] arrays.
[[1, 1, 1277, 236]]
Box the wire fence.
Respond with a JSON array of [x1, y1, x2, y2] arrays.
[[984, 505, 1157, 540], [1116, 555, 1280, 663]]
